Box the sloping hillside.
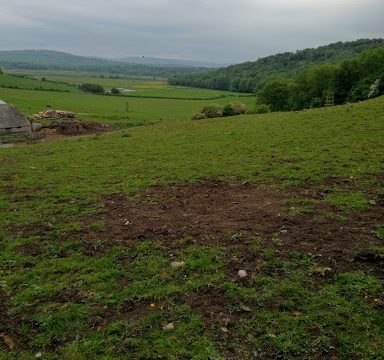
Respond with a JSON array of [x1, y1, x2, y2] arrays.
[[169, 39, 384, 92], [1, 95, 384, 358]]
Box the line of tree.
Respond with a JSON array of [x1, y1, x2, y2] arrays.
[[169, 39, 384, 93], [257, 48, 384, 111]]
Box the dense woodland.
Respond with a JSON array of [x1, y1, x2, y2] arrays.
[[258, 47, 384, 111], [0, 50, 205, 77], [169, 39, 384, 93]]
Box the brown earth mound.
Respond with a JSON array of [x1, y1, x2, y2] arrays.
[[53, 119, 111, 135]]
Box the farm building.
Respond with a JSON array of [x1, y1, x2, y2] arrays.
[[0, 101, 31, 135]]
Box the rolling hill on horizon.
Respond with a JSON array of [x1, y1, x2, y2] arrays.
[[0, 49, 209, 77], [111, 56, 224, 68], [169, 38, 384, 92]]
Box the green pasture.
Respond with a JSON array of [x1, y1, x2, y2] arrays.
[[1, 85, 384, 359], [1, 96, 383, 227], [4, 70, 249, 100], [0, 74, 76, 92], [0, 87, 255, 122]]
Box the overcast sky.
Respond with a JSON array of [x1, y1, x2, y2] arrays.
[[1, 0, 383, 64]]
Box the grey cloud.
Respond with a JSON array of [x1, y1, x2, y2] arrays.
[[0, 0, 383, 63]]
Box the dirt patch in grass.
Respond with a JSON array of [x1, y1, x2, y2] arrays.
[[89, 300, 158, 332], [94, 180, 284, 244], [0, 290, 18, 352], [82, 179, 384, 274], [185, 288, 252, 325]]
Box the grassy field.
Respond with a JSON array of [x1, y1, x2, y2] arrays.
[[0, 74, 77, 93], [0, 87, 255, 123], [0, 82, 384, 359], [4, 71, 250, 100], [0, 72, 255, 123]]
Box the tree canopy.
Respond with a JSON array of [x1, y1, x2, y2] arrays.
[[169, 39, 384, 93]]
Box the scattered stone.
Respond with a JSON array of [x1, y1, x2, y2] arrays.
[[369, 200, 376, 205], [240, 305, 251, 312], [312, 267, 333, 276], [124, 220, 131, 226], [221, 327, 229, 333], [171, 261, 186, 269], [238, 270, 247, 278], [292, 311, 303, 317], [31, 123, 42, 132], [222, 318, 231, 327], [35, 353, 42, 358], [280, 229, 288, 234], [163, 323, 175, 330]]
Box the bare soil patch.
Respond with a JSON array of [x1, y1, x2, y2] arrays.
[[0, 290, 17, 352], [52, 119, 111, 135], [35, 119, 112, 141], [83, 179, 384, 274]]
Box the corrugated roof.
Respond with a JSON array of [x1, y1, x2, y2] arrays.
[[0, 104, 30, 129]]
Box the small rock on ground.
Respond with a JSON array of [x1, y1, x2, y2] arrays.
[[238, 269, 247, 278], [163, 323, 175, 330], [171, 261, 186, 269]]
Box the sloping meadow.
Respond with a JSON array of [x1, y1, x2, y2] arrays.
[[1, 96, 384, 358]]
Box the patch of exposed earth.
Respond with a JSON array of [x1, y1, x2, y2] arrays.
[[3, 178, 384, 354], [81, 179, 383, 275]]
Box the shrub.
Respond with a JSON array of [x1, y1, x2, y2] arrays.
[[191, 112, 208, 120], [111, 87, 121, 95], [253, 104, 270, 114], [223, 102, 247, 116], [79, 83, 105, 94], [201, 104, 223, 118]]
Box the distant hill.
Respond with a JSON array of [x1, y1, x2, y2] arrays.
[[0, 50, 206, 77], [169, 39, 384, 92], [112, 56, 223, 68]]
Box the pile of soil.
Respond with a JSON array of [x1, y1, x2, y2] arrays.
[[53, 119, 111, 135]]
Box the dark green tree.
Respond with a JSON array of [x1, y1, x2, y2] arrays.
[[79, 83, 105, 94], [259, 80, 293, 111]]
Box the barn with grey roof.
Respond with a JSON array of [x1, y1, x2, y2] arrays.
[[0, 101, 31, 135]]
